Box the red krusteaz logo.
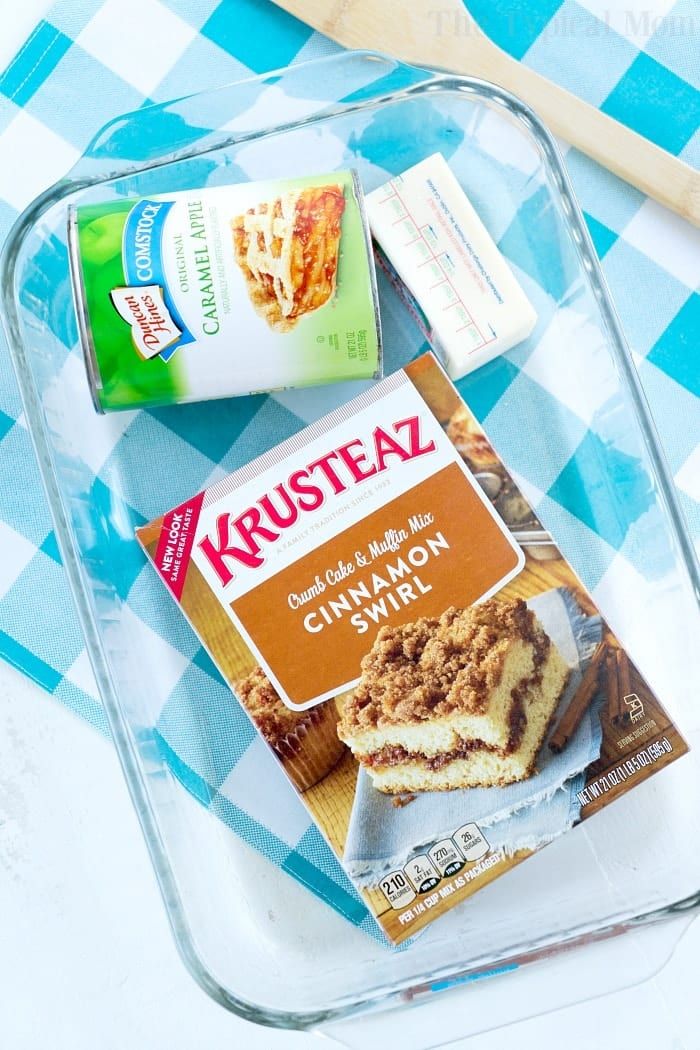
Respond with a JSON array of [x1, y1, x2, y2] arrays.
[[198, 414, 437, 587]]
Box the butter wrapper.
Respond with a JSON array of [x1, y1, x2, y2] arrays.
[[366, 153, 536, 379]]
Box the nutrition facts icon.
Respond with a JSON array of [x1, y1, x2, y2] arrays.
[[429, 838, 465, 878], [404, 855, 441, 895], [379, 869, 417, 910], [453, 822, 490, 862]]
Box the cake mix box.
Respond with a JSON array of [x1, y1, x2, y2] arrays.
[[136, 353, 688, 943]]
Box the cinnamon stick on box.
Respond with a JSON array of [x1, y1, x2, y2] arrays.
[[549, 641, 607, 754], [613, 649, 633, 725], [606, 649, 625, 726]]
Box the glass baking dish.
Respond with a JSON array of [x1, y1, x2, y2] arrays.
[[2, 51, 700, 1033]]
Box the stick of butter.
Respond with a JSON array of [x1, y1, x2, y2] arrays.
[[366, 153, 537, 379]]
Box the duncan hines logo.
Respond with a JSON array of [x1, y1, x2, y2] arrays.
[[197, 415, 438, 587], [110, 284, 182, 359]]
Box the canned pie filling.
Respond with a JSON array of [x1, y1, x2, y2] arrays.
[[68, 170, 382, 412]]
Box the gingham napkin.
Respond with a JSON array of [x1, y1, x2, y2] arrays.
[[0, 0, 698, 938]]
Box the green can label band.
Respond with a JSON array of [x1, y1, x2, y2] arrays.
[[68, 172, 382, 412]]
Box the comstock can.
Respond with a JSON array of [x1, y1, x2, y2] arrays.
[[68, 170, 382, 412]]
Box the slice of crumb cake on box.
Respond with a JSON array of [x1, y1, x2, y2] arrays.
[[338, 598, 570, 793]]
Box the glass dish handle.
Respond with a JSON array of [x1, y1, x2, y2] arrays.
[[320, 914, 696, 1048]]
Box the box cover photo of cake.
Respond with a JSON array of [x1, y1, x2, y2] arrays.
[[136, 353, 688, 943]]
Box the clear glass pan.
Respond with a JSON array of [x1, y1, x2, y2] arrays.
[[2, 52, 700, 1031]]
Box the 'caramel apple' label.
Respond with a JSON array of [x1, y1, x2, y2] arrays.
[[68, 171, 381, 412]]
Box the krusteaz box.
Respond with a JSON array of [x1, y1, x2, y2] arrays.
[[136, 352, 688, 944]]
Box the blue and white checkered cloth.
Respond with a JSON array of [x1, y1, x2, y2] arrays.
[[0, 0, 698, 938]]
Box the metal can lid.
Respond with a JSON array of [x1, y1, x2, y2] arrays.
[[67, 206, 105, 414]]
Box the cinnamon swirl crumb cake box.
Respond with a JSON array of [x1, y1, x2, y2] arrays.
[[136, 352, 687, 942]]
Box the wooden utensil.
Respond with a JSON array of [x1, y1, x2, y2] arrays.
[[273, 0, 700, 226]]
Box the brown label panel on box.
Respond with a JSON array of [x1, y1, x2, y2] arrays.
[[232, 462, 522, 707]]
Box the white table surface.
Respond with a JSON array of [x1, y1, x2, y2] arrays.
[[2, 5, 700, 1048]]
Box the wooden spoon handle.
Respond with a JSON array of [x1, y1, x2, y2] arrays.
[[485, 47, 700, 226], [272, 0, 700, 226]]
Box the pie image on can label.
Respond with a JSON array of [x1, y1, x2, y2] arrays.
[[231, 184, 346, 332], [67, 171, 381, 412]]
